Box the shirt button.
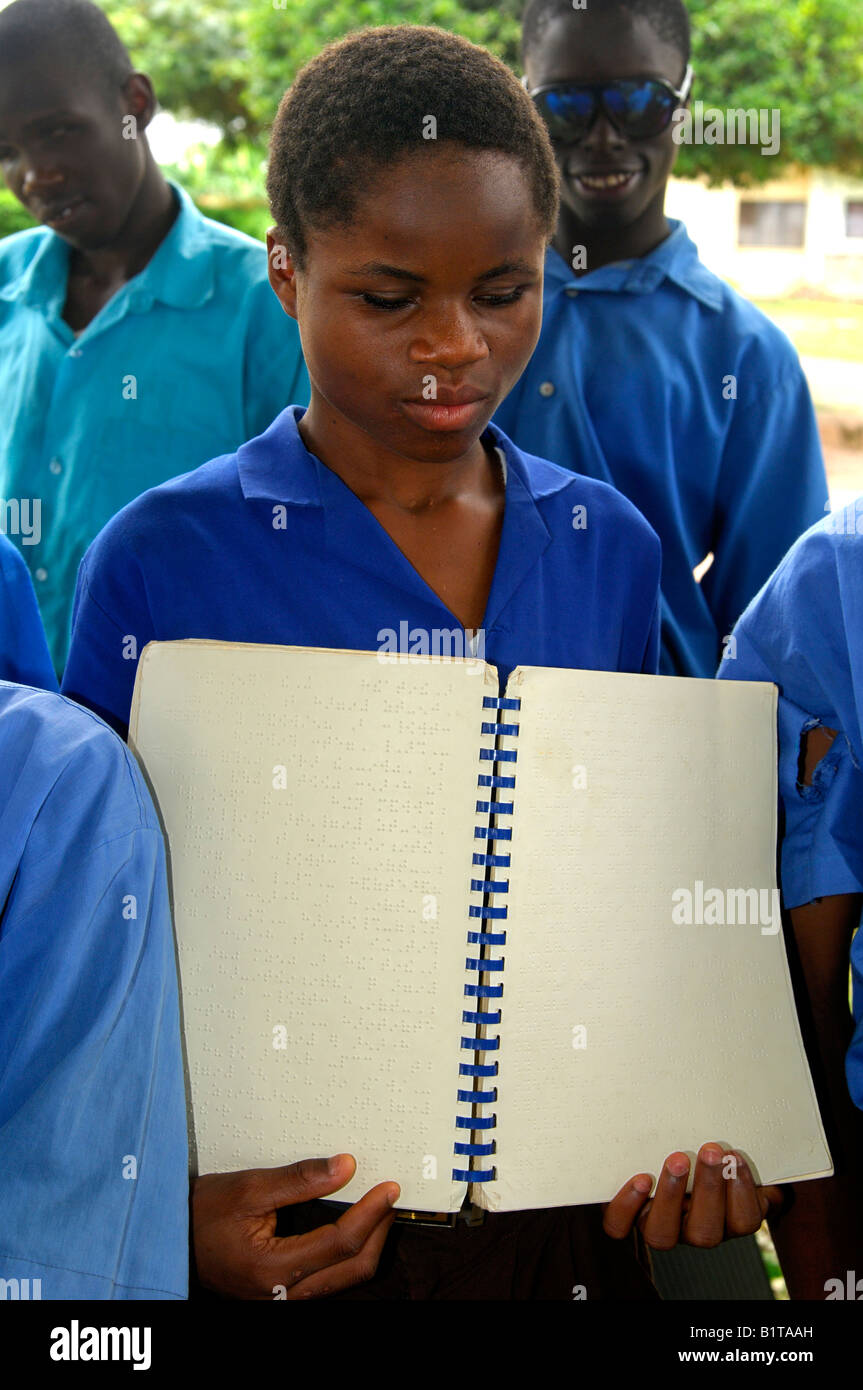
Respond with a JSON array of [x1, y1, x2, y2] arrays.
[[565, 288, 579, 298], [49, 457, 62, 475], [539, 381, 556, 397], [35, 567, 48, 582], [69, 347, 82, 358]]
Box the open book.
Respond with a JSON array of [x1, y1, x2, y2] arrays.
[[129, 640, 831, 1212]]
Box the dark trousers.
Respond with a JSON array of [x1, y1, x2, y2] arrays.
[[277, 1199, 660, 1301]]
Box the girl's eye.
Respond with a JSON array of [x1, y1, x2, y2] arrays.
[[360, 286, 528, 311], [360, 293, 414, 311], [476, 287, 527, 307]]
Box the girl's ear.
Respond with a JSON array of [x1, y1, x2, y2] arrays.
[[266, 228, 299, 320]]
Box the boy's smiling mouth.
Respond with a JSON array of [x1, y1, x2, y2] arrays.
[[37, 193, 88, 227], [570, 167, 642, 198]]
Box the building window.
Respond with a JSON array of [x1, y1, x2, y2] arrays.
[[738, 201, 807, 248], [846, 201, 863, 238]]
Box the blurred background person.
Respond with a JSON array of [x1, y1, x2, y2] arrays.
[[0, 0, 309, 676], [495, 0, 829, 678]]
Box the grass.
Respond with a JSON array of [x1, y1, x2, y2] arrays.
[[754, 299, 863, 363], [756, 1224, 788, 1301]]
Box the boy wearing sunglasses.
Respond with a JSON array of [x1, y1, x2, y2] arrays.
[[495, 0, 828, 680]]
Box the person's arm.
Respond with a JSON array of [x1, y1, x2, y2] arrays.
[[716, 529, 863, 1291], [768, 890, 863, 1297], [0, 719, 187, 1297], [0, 534, 58, 691], [702, 351, 828, 655], [62, 549, 147, 736], [640, 589, 662, 675], [761, 723, 863, 1297]]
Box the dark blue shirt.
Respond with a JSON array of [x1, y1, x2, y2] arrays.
[[62, 407, 661, 733], [494, 222, 828, 679], [0, 533, 57, 691]]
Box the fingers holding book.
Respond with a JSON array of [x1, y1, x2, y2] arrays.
[[601, 1144, 783, 1251], [192, 1154, 400, 1299]]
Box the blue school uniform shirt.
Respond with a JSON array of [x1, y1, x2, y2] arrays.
[[717, 500, 863, 1108], [0, 533, 57, 690], [61, 406, 661, 734], [493, 221, 828, 679], [0, 683, 188, 1297], [0, 180, 310, 673]]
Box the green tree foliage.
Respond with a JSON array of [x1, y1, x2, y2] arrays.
[[93, 0, 863, 190], [104, 0, 519, 141], [244, 1, 520, 128], [683, 0, 863, 182], [107, 2, 257, 142], [0, 186, 38, 238]]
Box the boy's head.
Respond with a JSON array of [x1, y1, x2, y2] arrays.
[[0, 0, 157, 247], [522, 0, 691, 239], [266, 26, 559, 465]]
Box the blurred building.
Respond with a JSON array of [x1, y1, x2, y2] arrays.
[[667, 170, 863, 299]]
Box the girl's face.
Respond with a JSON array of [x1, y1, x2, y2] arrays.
[[268, 145, 548, 468]]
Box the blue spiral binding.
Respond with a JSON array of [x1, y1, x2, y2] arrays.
[[452, 689, 521, 1189]]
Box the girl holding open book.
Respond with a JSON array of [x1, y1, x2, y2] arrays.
[[62, 26, 780, 1299]]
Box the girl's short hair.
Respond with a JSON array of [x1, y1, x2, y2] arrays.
[[267, 25, 559, 268]]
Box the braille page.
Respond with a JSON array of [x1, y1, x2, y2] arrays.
[[129, 640, 499, 1212], [473, 668, 831, 1212]]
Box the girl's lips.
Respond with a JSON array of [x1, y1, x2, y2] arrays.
[[401, 398, 490, 432]]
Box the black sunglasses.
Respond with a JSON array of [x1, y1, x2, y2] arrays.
[[527, 65, 693, 143]]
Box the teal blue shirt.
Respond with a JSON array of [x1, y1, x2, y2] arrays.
[[0, 181, 309, 672]]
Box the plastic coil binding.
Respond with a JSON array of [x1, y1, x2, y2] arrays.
[[452, 692, 520, 1186]]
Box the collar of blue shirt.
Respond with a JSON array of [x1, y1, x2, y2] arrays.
[[545, 218, 723, 312], [0, 180, 217, 316], [235, 405, 570, 625], [236, 404, 570, 510]]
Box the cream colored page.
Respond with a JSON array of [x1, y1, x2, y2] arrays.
[[130, 641, 496, 1211], [474, 668, 831, 1212]]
